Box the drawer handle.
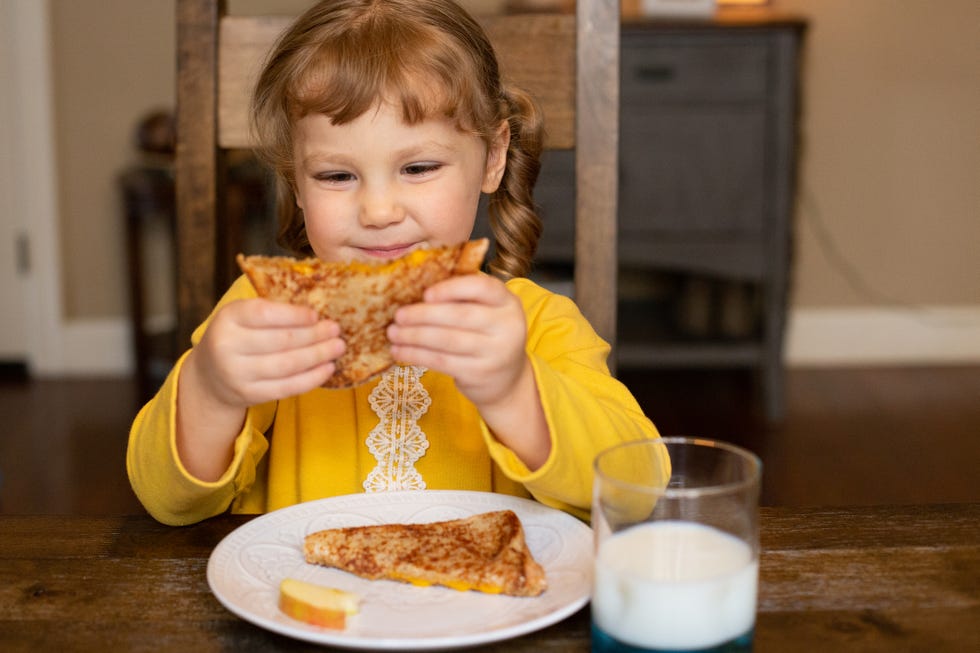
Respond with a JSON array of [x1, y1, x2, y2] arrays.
[[634, 65, 676, 83]]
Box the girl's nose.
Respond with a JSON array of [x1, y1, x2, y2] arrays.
[[358, 183, 405, 228]]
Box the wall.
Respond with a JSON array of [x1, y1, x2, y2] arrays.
[[782, 0, 979, 307], [778, 0, 980, 363], [50, 0, 176, 320], [39, 0, 980, 371]]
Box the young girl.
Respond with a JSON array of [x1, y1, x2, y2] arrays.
[[127, 0, 658, 526]]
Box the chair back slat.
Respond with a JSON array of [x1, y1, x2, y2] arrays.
[[216, 14, 576, 150], [218, 16, 292, 149], [483, 14, 576, 150]]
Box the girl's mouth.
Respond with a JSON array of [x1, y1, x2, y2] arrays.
[[358, 243, 419, 260]]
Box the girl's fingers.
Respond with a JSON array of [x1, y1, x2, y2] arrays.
[[242, 360, 337, 403], [248, 337, 346, 381], [422, 273, 507, 304], [235, 298, 321, 328], [223, 300, 340, 356], [388, 323, 480, 355], [393, 301, 491, 332], [256, 319, 341, 355]]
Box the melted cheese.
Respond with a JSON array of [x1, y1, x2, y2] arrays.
[[390, 571, 504, 594], [290, 262, 316, 275]]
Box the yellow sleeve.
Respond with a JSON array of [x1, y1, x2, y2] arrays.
[[125, 277, 276, 525], [482, 279, 660, 520]]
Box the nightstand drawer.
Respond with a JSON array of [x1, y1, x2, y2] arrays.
[[621, 35, 769, 105]]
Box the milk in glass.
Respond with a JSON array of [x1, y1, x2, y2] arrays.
[[592, 521, 757, 652]]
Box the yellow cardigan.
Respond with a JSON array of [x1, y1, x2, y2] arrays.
[[127, 276, 659, 525]]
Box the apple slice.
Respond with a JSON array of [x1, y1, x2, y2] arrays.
[[278, 577, 360, 629]]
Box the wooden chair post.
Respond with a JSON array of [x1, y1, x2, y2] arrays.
[[574, 0, 619, 360], [175, 0, 225, 347]]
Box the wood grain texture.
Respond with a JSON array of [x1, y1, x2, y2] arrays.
[[574, 0, 619, 351], [217, 15, 576, 149], [176, 0, 225, 347], [483, 14, 576, 150], [217, 15, 290, 149], [1, 506, 976, 651], [755, 504, 980, 652]]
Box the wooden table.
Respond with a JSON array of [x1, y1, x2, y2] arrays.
[[1, 504, 977, 652]]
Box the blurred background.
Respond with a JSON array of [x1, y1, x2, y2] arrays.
[[0, 0, 978, 513], [2, 0, 976, 377]]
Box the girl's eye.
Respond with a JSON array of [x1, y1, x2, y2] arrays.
[[403, 162, 441, 176], [315, 171, 355, 183]]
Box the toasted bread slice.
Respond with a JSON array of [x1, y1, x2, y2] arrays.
[[237, 239, 488, 388], [303, 509, 547, 597]]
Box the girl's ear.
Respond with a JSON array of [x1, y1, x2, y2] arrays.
[[481, 120, 511, 193]]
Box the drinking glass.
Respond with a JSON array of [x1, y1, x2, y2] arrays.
[[591, 437, 762, 653]]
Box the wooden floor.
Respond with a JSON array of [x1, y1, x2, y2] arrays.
[[1, 365, 978, 515]]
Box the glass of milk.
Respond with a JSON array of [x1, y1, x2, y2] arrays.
[[591, 437, 762, 653]]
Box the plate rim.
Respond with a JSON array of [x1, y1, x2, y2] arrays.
[[206, 489, 593, 650]]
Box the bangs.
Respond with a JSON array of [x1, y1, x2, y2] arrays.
[[288, 19, 489, 136]]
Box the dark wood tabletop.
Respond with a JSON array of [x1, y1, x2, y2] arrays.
[[1, 503, 977, 652]]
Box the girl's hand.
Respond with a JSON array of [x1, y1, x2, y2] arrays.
[[387, 275, 550, 469], [176, 298, 345, 482], [189, 298, 345, 409]]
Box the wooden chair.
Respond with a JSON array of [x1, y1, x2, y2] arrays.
[[175, 0, 620, 362]]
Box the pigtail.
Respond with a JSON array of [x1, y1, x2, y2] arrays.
[[486, 86, 545, 280]]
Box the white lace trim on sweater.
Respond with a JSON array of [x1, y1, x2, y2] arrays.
[[363, 365, 431, 492]]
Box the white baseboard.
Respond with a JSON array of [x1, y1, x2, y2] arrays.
[[37, 318, 133, 377], [35, 305, 980, 376], [786, 305, 980, 366]]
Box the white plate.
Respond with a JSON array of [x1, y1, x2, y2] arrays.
[[207, 490, 593, 650]]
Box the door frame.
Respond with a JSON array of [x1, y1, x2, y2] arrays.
[[1, 0, 66, 375]]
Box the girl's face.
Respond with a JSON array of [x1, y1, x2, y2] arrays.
[[292, 101, 509, 262]]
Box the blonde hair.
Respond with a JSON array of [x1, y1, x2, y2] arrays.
[[251, 0, 543, 278]]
